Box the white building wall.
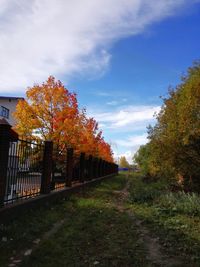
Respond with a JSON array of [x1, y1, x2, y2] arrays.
[[0, 97, 23, 126]]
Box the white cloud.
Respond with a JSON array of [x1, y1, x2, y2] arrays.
[[106, 98, 128, 106], [106, 101, 119, 106], [90, 105, 160, 130], [0, 0, 192, 92], [95, 91, 113, 97], [114, 150, 133, 164], [113, 133, 148, 163], [89, 104, 158, 163], [115, 133, 147, 147]]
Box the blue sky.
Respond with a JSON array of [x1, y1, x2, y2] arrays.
[[0, 0, 200, 162]]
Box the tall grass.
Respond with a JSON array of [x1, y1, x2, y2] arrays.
[[129, 174, 200, 216], [156, 191, 200, 216], [129, 176, 168, 203]]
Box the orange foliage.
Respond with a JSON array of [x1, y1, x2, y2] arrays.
[[14, 76, 113, 162]]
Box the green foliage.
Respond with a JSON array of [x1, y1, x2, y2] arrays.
[[129, 175, 168, 203], [156, 191, 200, 216], [119, 156, 130, 168], [133, 61, 200, 190], [129, 173, 200, 216], [128, 173, 200, 264], [133, 144, 151, 175]]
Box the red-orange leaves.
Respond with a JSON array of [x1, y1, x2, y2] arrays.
[[14, 76, 114, 162]]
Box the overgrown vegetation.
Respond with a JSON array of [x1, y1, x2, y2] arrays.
[[129, 175, 168, 203], [128, 173, 200, 265], [1, 173, 200, 266], [155, 191, 200, 216], [134, 61, 200, 191]]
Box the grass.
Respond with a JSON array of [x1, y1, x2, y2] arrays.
[[2, 173, 200, 266], [128, 173, 200, 265], [0, 198, 72, 266], [0, 174, 150, 267], [129, 174, 168, 203], [155, 191, 200, 216]]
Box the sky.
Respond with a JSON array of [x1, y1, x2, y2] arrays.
[[0, 0, 200, 163]]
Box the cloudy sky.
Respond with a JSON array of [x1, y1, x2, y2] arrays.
[[0, 0, 200, 162]]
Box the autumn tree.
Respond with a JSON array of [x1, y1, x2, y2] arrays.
[[134, 61, 200, 191], [14, 76, 114, 162], [14, 76, 78, 141], [97, 136, 114, 162], [119, 156, 130, 168]]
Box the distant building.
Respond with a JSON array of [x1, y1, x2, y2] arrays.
[[0, 96, 24, 126]]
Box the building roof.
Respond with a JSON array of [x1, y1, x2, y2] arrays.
[[0, 118, 19, 140], [0, 118, 11, 125], [0, 96, 24, 100]]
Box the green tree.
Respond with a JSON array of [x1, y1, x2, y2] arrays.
[[119, 156, 130, 168], [133, 143, 151, 175], [134, 61, 200, 191]]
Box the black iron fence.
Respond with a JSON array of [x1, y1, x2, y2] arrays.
[[4, 139, 44, 204], [51, 148, 67, 191], [0, 120, 118, 207]]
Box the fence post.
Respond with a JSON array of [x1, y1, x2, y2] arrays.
[[66, 148, 73, 187], [106, 162, 108, 175], [107, 162, 109, 175], [85, 157, 89, 181], [104, 161, 107, 175], [0, 119, 11, 206], [109, 163, 111, 175], [91, 157, 96, 179], [94, 158, 99, 178], [98, 158, 102, 177], [110, 163, 112, 174], [88, 155, 93, 180], [79, 152, 85, 183], [41, 141, 53, 194], [101, 159, 104, 177]]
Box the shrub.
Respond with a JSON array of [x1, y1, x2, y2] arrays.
[[129, 177, 168, 203], [155, 191, 200, 216]]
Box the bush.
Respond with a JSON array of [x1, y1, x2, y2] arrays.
[[155, 191, 200, 216], [129, 177, 168, 203]]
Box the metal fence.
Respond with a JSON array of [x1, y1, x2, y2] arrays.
[[52, 148, 67, 191], [0, 120, 118, 207], [4, 139, 44, 204]]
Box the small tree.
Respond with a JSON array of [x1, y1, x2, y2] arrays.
[[119, 156, 130, 168]]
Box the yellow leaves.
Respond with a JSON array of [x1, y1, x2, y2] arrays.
[[135, 61, 200, 185]]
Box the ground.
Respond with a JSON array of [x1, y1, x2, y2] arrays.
[[0, 173, 199, 267]]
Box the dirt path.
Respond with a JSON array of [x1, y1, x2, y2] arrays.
[[7, 176, 185, 267], [113, 178, 184, 267]]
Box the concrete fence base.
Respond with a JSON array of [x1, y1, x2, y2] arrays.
[[0, 174, 116, 224]]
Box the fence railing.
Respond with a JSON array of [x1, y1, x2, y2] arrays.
[[4, 139, 44, 204], [0, 120, 118, 207]]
